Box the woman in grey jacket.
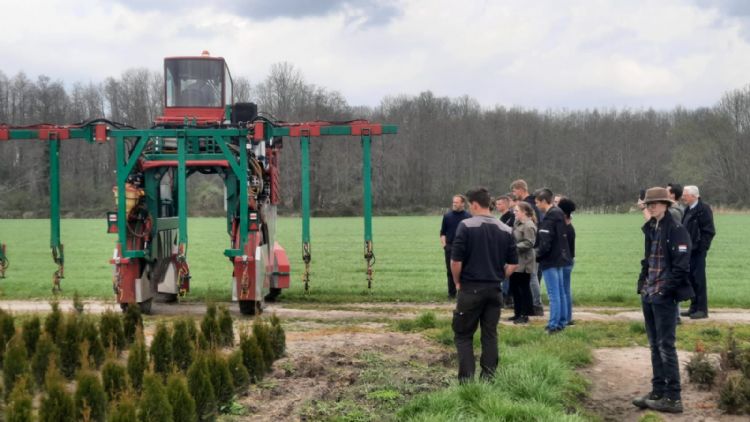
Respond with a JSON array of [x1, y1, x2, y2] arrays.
[[508, 201, 538, 324]]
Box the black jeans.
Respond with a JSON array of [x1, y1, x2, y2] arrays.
[[509, 272, 533, 317], [453, 282, 502, 382], [444, 245, 457, 297], [642, 293, 681, 401], [689, 251, 708, 314]]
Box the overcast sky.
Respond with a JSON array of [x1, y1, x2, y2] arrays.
[[3, 0, 750, 109]]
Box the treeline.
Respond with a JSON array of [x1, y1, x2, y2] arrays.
[[1, 63, 749, 217]]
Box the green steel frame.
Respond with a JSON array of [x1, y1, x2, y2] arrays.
[[1, 121, 397, 291], [111, 128, 250, 259]]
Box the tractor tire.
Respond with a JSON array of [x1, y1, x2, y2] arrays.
[[239, 300, 261, 316], [120, 299, 153, 315], [138, 299, 153, 315], [264, 288, 282, 303], [156, 293, 178, 303]]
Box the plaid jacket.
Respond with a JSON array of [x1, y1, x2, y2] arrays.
[[637, 215, 694, 301]]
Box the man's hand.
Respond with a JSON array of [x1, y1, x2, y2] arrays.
[[450, 259, 462, 291], [440, 235, 447, 248], [504, 264, 518, 280]]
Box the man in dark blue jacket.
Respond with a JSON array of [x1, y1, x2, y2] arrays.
[[451, 187, 518, 382], [633, 187, 693, 414], [440, 195, 472, 298], [680, 185, 715, 319]]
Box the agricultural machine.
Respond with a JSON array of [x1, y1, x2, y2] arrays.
[[0, 52, 397, 314]]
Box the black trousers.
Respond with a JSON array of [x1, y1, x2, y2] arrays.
[[509, 272, 533, 317], [452, 283, 502, 382], [642, 294, 681, 400], [688, 251, 708, 314], [444, 245, 457, 297]]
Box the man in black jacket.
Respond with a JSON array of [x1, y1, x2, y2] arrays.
[[533, 188, 573, 333], [680, 185, 716, 319], [633, 187, 693, 414], [451, 187, 518, 382], [440, 195, 472, 298]]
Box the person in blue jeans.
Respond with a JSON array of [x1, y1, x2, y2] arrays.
[[632, 187, 693, 414], [557, 197, 577, 325], [533, 188, 573, 334]]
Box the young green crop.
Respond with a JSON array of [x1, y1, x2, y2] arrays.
[[0, 215, 746, 307]]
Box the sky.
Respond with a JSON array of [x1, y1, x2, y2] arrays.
[[3, 0, 750, 109]]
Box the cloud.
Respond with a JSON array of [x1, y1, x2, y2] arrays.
[[3, 0, 750, 110], [114, 0, 401, 27]]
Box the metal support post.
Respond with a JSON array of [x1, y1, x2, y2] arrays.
[[361, 133, 374, 290], [300, 134, 312, 292], [238, 135, 248, 253], [0, 243, 7, 278], [50, 138, 64, 293], [177, 131, 188, 249]]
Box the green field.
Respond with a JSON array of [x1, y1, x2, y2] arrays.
[[0, 214, 746, 307]]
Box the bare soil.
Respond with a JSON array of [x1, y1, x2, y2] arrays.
[[240, 328, 452, 421], [581, 347, 746, 422]]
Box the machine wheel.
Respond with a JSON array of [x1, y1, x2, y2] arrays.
[[119, 299, 153, 315], [239, 300, 262, 316], [156, 293, 178, 303], [264, 288, 282, 303], [138, 299, 153, 315]]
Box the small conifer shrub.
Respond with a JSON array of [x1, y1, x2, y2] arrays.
[[269, 313, 286, 359], [100, 309, 126, 353], [167, 373, 197, 422], [239, 332, 265, 383], [31, 334, 60, 389], [187, 354, 217, 422], [44, 300, 63, 343], [172, 318, 195, 373], [150, 322, 173, 377], [59, 313, 81, 379], [127, 334, 148, 392], [39, 367, 76, 422], [227, 350, 250, 392], [253, 318, 275, 369], [207, 353, 235, 409], [75, 370, 107, 422], [101, 359, 128, 402], [73, 290, 85, 314], [3, 335, 29, 400], [122, 305, 143, 344], [21, 315, 41, 357], [138, 372, 174, 422], [107, 393, 138, 422], [81, 317, 106, 369], [218, 306, 234, 347], [5, 376, 33, 422], [201, 303, 221, 348], [0, 309, 16, 365]]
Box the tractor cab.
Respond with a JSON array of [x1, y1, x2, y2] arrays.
[[158, 52, 232, 125]]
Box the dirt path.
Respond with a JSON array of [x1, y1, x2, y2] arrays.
[[2, 299, 749, 324], [581, 347, 746, 421]]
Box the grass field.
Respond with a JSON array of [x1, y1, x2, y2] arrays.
[[0, 214, 747, 307]]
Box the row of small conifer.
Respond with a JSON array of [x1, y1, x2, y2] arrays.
[[0, 300, 286, 421]]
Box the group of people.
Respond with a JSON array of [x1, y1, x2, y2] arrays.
[[441, 180, 717, 415], [440, 180, 577, 381]]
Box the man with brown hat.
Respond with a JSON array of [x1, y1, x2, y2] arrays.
[[633, 187, 693, 414]]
